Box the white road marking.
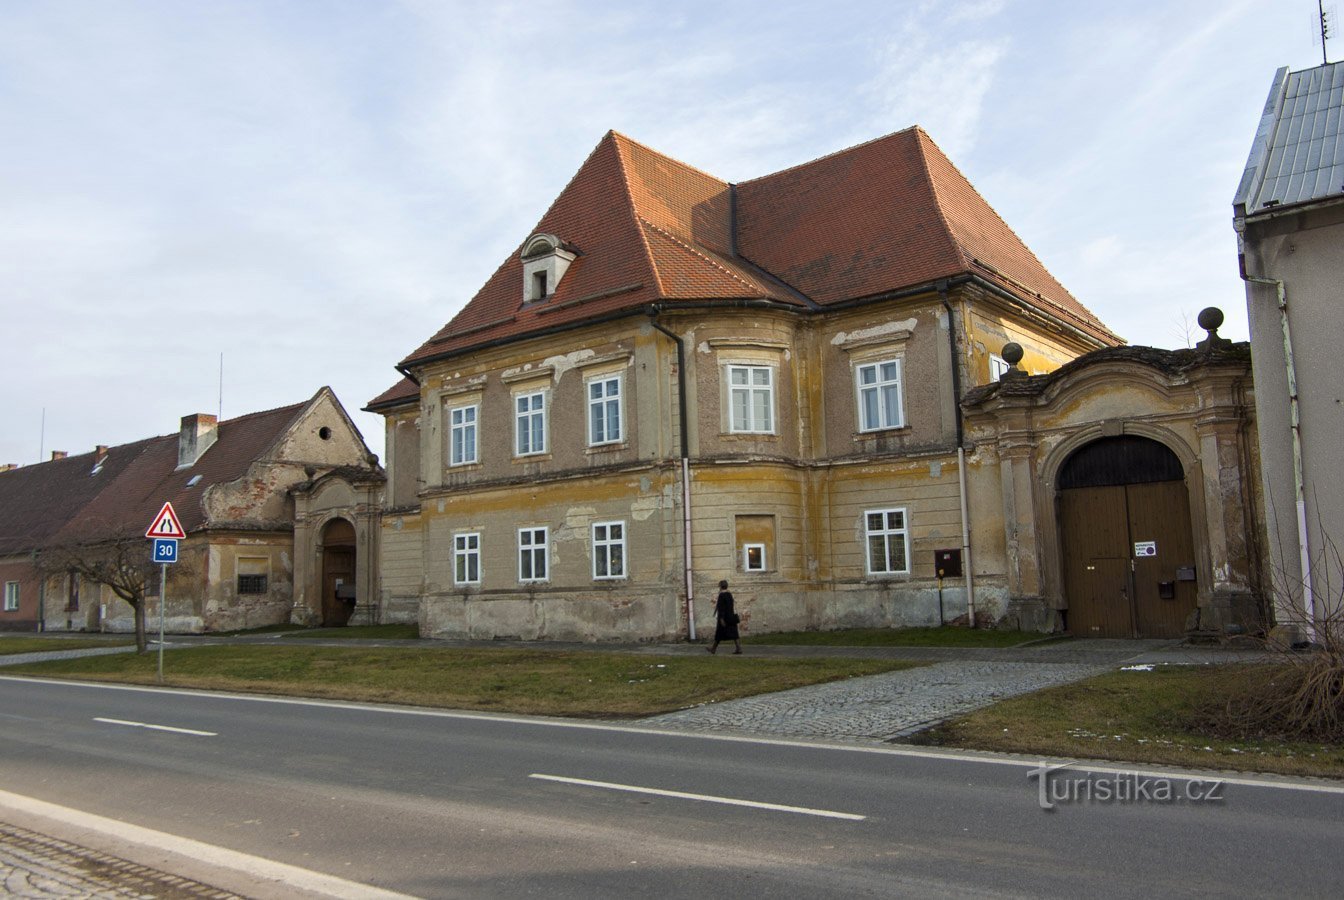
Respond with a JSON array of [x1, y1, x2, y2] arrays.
[[0, 788, 417, 899], [7, 675, 1344, 796], [529, 773, 867, 820], [93, 717, 216, 736]]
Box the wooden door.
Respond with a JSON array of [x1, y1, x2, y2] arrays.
[[1126, 481, 1197, 638], [1060, 484, 1135, 637], [322, 549, 356, 626]]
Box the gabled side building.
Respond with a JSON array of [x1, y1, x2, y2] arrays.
[[369, 127, 1155, 641], [0, 388, 382, 633]]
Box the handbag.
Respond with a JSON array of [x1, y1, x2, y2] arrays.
[[727, 612, 741, 625]]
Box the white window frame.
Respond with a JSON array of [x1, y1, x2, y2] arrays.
[[855, 358, 905, 432], [449, 404, 478, 466], [587, 375, 623, 446], [514, 390, 547, 456], [742, 543, 767, 573], [727, 364, 774, 434], [2, 581, 17, 612], [865, 508, 910, 575], [454, 532, 481, 585], [518, 526, 549, 583], [990, 354, 1011, 382], [591, 521, 626, 580]]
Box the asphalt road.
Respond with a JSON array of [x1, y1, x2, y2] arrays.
[[0, 675, 1340, 898]]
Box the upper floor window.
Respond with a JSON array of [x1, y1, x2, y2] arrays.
[[989, 354, 1011, 382], [519, 526, 549, 582], [515, 391, 547, 456], [3, 581, 17, 612], [865, 508, 910, 575], [592, 521, 626, 579], [728, 365, 774, 433], [856, 359, 904, 431], [588, 375, 622, 445], [454, 532, 481, 585], [450, 404, 478, 466]]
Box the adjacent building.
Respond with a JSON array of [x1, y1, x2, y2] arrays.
[[1234, 60, 1344, 632], [0, 388, 382, 633]]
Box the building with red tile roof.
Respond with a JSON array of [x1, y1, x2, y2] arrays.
[[370, 128, 1124, 641], [0, 388, 383, 633]]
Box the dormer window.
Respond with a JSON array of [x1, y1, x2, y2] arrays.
[[520, 233, 576, 304]]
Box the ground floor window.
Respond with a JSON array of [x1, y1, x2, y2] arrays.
[[519, 527, 548, 582], [455, 532, 481, 585], [865, 508, 909, 575], [592, 521, 626, 579], [2, 581, 17, 612]]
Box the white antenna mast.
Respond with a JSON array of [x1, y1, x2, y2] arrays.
[[218, 352, 224, 421]]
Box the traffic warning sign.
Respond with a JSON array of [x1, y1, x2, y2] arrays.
[[145, 502, 186, 539]]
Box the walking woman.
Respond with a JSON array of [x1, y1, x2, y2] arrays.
[[708, 579, 742, 654]]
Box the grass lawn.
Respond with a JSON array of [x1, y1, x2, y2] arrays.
[[913, 665, 1344, 779], [0, 636, 134, 655], [752, 626, 1055, 648], [4, 645, 918, 717], [286, 624, 419, 640]]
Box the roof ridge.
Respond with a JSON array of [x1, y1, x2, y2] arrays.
[[638, 217, 765, 295], [608, 130, 729, 188], [916, 131, 1117, 340], [610, 133, 667, 297], [737, 126, 924, 186]]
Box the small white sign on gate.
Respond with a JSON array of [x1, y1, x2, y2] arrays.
[[1134, 541, 1157, 557]]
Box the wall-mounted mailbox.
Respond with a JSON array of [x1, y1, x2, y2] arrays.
[[935, 549, 962, 578], [1158, 581, 1176, 600], [1175, 566, 1196, 582]]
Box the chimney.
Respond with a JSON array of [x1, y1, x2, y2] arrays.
[[95, 444, 108, 457], [0, 464, 16, 473], [178, 414, 218, 469], [51, 451, 67, 461]]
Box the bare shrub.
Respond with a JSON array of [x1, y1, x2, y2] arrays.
[[1203, 534, 1344, 742]]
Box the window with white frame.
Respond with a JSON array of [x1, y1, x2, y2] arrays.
[[865, 508, 910, 575], [515, 391, 547, 456], [591, 521, 626, 579], [728, 365, 774, 433], [989, 354, 1011, 382], [3, 581, 17, 612], [454, 532, 480, 585], [743, 543, 767, 572], [587, 375, 622, 446], [856, 358, 904, 431], [518, 526, 548, 582], [450, 404, 478, 466]]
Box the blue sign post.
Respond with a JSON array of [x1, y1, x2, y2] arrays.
[[146, 503, 185, 684], [152, 538, 179, 564]]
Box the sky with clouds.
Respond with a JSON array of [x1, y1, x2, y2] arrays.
[[0, 0, 1324, 467]]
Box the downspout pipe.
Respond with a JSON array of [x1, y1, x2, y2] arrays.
[[1242, 274, 1314, 635], [646, 308, 696, 641], [939, 282, 975, 627]]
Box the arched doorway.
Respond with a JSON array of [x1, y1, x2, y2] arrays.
[[320, 518, 357, 626], [1058, 436, 1197, 638]]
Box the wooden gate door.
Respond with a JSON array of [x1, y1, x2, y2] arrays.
[[1126, 480, 1197, 638], [1060, 485, 1135, 637], [322, 549, 356, 626]]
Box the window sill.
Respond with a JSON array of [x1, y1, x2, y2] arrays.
[[853, 426, 910, 440], [585, 442, 628, 455], [447, 461, 483, 471], [721, 432, 779, 441], [512, 453, 553, 463]]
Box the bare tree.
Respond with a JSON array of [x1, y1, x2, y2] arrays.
[[1172, 309, 1197, 349], [37, 539, 156, 653]]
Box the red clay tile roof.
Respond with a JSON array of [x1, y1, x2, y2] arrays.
[[387, 127, 1119, 383], [0, 398, 317, 554], [366, 377, 419, 411]]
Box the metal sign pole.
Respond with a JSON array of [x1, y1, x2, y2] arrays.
[[158, 563, 166, 684]]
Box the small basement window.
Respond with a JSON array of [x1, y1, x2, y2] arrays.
[[237, 574, 268, 594]]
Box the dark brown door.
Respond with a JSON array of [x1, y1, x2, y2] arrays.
[[1061, 485, 1135, 637], [322, 550, 356, 626], [1126, 480, 1197, 638], [1060, 479, 1197, 638]]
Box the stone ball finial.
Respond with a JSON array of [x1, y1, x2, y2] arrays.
[[1195, 306, 1232, 352], [1197, 307, 1224, 332], [1001, 342, 1024, 367]]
